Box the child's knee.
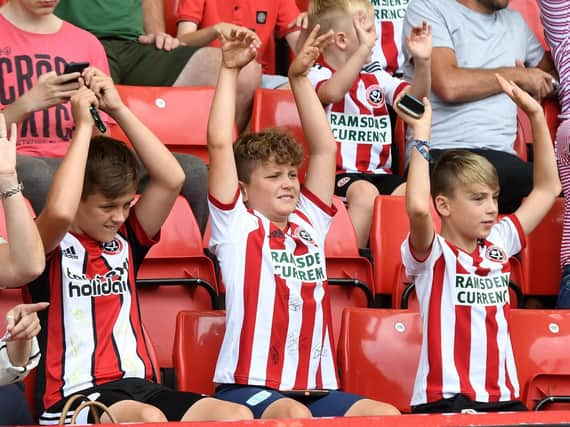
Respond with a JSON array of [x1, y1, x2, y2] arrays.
[[347, 182, 378, 208], [137, 404, 168, 422], [345, 398, 400, 416], [262, 398, 312, 419]]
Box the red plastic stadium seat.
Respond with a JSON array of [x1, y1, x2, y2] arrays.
[[113, 85, 237, 163], [338, 308, 421, 412], [370, 195, 441, 297], [173, 310, 225, 394], [393, 257, 526, 310], [136, 196, 218, 370], [543, 97, 562, 142], [325, 197, 374, 345], [164, 0, 180, 36], [295, 0, 309, 11], [520, 197, 563, 296], [508, 0, 548, 49], [509, 309, 570, 410], [250, 88, 309, 181]]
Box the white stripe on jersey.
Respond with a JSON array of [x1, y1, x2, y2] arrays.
[[61, 234, 95, 398]]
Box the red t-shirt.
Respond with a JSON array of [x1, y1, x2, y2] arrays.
[[177, 0, 300, 74]]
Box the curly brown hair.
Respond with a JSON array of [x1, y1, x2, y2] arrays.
[[234, 129, 305, 183]]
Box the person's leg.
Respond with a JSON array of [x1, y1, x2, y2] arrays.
[[16, 155, 62, 214], [171, 153, 209, 234], [103, 400, 167, 423], [0, 383, 34, 425], [556, 264, 570, 308], [346, 180, 379, 249], [556, 119, 570, 308], [180, 397, 253, 421], [261, 397, 312, 419], [173, 47, 261, 132], [343, 398, 400, 416], [305, 390, 399, 417]]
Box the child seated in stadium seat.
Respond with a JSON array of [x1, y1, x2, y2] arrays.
[[307, 0, 431, 248], [206, 25, 400, 419], [401, 75, 561, 413], [26, 67, 253, 424]]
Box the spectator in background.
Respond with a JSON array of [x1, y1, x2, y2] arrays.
[[55, 0, 260, 132], [403, 0, 557, 213], [307, 0, 431, 249], [538, 0, 570, 308], [1, 0, 210, 233], [176, 0, 305, 89], [370, 0, 410, 76], [0, 112, 47, 424]]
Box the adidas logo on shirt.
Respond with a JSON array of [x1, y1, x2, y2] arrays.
[[62, 246, 78, 260]]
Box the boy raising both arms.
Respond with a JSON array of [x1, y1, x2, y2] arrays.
[[401, 75, 561, 413], [207, 26, 400, 419], [26, 68, 253, 424], [308, 0, 431, 248]]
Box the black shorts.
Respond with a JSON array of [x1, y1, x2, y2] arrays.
[[411, 393, 527, 413], [39, 378, 205, 424], [101, 39, 199, 86], [334, 173, 405, 200]]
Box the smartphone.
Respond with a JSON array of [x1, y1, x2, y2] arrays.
[[396, 93, 425, 119], [62, 61, 90, 81]]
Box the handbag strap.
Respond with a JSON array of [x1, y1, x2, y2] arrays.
[[58, 395, 91, 424], [70, 400, 117, 424]]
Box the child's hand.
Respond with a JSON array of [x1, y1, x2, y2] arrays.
[[82, 67, 124, 114], [496, 73, 543, 116], [406, 20, 432, 62], [70, 86, 97, 127], [354, 12, 377, 52], [0, 113, 18, 183], [289, 25, 333, 79], [4, 302, 49, 342], [393, 93, 432, 134], [219, 27, 260, 70]]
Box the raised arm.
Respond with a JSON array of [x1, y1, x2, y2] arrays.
[[0, 114, 44, 287], [208, 28, 260, 204], [290, 25, 336, 205], [405, 21, 432, 100], [316, 14, 375, 105], [497, 75, 561, 234], [399, 98, 435, 259], [34, 87, 95, 254], [83, 68, 185, 239]]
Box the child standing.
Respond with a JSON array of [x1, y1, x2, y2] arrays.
[[207, 26, 400, 418], [308, 0, 431, 248], [27, 68, 252, 424], [401, 75, 561, 412]]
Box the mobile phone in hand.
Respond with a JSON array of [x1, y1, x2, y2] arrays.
[[62, 61, 90, 82], [397, 93, 425, 119]]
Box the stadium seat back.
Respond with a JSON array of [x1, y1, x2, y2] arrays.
[[325, 198, 374, 345], [338, 308, 421, 412], [509, 309, 570, 410], [114, 85, 235, 163], [370, 195, 441, 296], [136, 197, 218, 369], [520, 198, 563, 296], [173, 310, 226, 394], [250, 88, 309, 181], [164, 0, 180, 36]]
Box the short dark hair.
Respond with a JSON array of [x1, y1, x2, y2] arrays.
[[234, 129, 305, 183], [82, 136, 139, 200]]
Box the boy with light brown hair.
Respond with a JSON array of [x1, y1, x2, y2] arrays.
[[308, 0, 431, 248], [401, 75, 561, 413]]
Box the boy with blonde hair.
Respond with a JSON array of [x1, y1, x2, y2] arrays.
[[400, 75, 561, 413], [207, 26, 400, 419], [308, 0, 431, 248]]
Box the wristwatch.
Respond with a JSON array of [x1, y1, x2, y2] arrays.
[[0, 182, 24, 199], [414, 139, 431, 161]]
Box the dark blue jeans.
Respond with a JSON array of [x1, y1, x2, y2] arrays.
[[0, 382, 33, 425], [556, 264, 570, 308]]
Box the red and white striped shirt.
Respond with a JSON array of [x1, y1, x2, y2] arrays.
[[28, 213, 157, 415], [401, 215, 526, 406], [371, 0, 409, 75], [209, 188, 338, 390], [308, 61, 408, 174]]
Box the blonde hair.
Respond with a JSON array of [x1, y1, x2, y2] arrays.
[[308, 0, 373, 33], [431, 150, 499, 199]]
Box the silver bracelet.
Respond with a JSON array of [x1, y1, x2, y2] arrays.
[[0, 182, 24, 199]]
